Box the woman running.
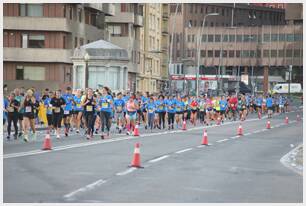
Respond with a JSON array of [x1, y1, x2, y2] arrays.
[[166, 95, 176, 130], [99, 87, 113, 139], [50, 90, 66, 139], [155, 95, 166, 129], [189, 96, 199, 126], [62, 87, 74, 137], [125, 94, 139, 135], [72, 89, 83, 134], [146, 96, 156, 131], [114, 92, 125, 134], [82, 88, 96, 139], [22, 89, 39, 142], [44, 91, 54, 134], [6, 92, 20, 140]]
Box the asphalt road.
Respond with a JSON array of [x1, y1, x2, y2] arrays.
[[3, 107, 303, 203]]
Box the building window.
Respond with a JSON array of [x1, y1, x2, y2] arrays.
[[194, 20, 197, 27], [208, 35, 214, 42], [78, 8, 82, 22], [223, 34, 229, 42], [271, 34, 278, 41], [80, 38, 84, 46], [250, 50, 255, 57], [286, 49, 293, 57], [74, 37, 78, 48], [222, 8, 225, 16], [278, 50, 284, 58], [187, 35, 191, 42], [243, 35, 251, 42], [121, 4, 128, 12], [215, 35, 221, 42], [236, 50, 241, 58], [200, 6, 203, 13], [279, 34, 286, 41], [294, 49, 301, 57], [242, 50, 249, 58], [294, 34, 302, 41], [229, 35, 235, 42], [16, 65, 45, 80], [222, 50, 227, 57], [69, 6, 73, 20], [207, 50, 213, 57], [236, 35, 242, 42], [200, 50, 206, 57], [20, 4, 43, 17], [192, 35, 195, 42], [271, 50, 277, 57], [257, 50, 261, 58], [286, 34, 294, 42], [215, 50, 220, 57], [190, 4, 193, 13], [229, 50, 235, 58], [263, 50, 270, 57], [263, 34, 270, 42], [26, 34, 45, 48], [201, 34, 207, 42], [210, 22, 214, 27]]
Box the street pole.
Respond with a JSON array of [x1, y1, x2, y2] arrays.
[[251, 65, 254, 96], [289, 65, 292, 99], [196, 13, 219, 97], [169, 3, 179, 95]]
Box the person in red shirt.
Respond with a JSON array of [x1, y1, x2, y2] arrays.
[[228, 94, 238, 121]]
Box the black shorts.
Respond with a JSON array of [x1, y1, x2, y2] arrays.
[[18, 112, 23, 120], [47, 114, 53, 126], [191, 109, 197, 114], [63, 111, 72, 118], [53, 113, 63, 128], [220, 110, 226, 115], [23, 113, 35, 119], [142, 108, 147, 113]]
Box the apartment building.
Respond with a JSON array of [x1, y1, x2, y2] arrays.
[[137, 3, 169, 93], [105, 3, 144, 92], [3, 3, 114, 90]]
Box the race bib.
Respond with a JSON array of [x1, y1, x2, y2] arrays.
[[117, 106, 122, 111], [7, 107, 14, 112], [176, 107, 181, 111], [64, 110, 70, 115], [76, 103, 81, 108], [86, 105, 93, 112], [158, 106, 163, 110], [148, 109, 154, 113], [102, 102, 108, 109], [54, 107, 60, 113], [25, 106, 32, 113]]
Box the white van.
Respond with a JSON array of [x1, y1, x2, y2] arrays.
[[272, 83, 302, 94]]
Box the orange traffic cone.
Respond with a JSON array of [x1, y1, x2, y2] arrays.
[[237, 123, 243, 136], [297, 114, 301, 121], [201, 129, 208, 145], [266, 120, 271, 129], [182, 120, 187, 130], [42, 134, 52, 150], [285, 116, 289, 124], [130, 143, 142, 168], [133, 124, 140, 136]]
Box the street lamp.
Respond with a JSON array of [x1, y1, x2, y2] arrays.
[[84, 52, 90, 88], [196, 12, 219, 97]]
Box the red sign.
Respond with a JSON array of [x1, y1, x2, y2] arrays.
[[171, 75, 184, 80]]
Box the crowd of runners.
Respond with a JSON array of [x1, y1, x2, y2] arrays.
[[3, 86, 292, 142]]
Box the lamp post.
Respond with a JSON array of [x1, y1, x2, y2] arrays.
[[196, 12, 219, 97], [84, 53, 90, 88]]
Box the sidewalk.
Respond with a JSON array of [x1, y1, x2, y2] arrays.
[[280, 144, 303, 175]]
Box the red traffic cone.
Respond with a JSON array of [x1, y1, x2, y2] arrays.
[[285, 116, 289, 124], [133, 124, 140, 136], [201, 129, 208, 145], [266, 120, 271, 129], [130, 143, 142, 168], [297, 114, 301, 121], [182, 120, 187, 130], [237, 123, 243, 136], [42, 134, 52, 150]]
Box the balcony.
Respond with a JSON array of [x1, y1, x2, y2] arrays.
[[162, 25, 169, 35], [162, 4, 169, 19], [134, 15, 144, 27], [84, 3, 103, 12], [3, 47, 73, 64], [4, 16, 72, 32], [102, 3, 115, 16], [105, 12, 134, 23]]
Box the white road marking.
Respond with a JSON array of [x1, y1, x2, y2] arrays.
[[4, 113, 294, 159], [63, 179, 107, 201], [244, 133, 251, 136], [148, 155, 169, 163], [175, 148, 193, 154], [253, 130, 260, 134], [216, 138, 229, 143], [116, 167, 137, 176], [230, 135, 240, 139]]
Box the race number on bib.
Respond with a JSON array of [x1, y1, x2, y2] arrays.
[[25, 106, 32, 113], [102, 103, 108, 108], [54, 107, 61, 113], [64, 110, 70, 115], [7, 107, 14, 112], [86, 106, 93, 112]]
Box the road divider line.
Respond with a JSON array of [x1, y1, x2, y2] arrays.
[[244, 133, 251, 136], [63, 179, 107, 201], [148, 155, 169, 163], [230, 136, 239, 139], [116, 168, 137, 176], [175, 148, 193, 154], [216, 138, 229, 143]]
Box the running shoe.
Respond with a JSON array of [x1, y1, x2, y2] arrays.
[[23, 135, 29, 142], [56, 134, 60, 139]]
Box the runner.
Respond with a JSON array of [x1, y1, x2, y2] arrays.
[[14, 88, 24, 138], [114, 92, 125, 134], [82, 88, 96, 139], [72, 89, 83, 134], [166, 95, 176, 130], [44, 91, 54, 134], [219, 95, 227, 123], [125, 94, 139, 135], [6, 92, 20, 140], [189, 96, 199, 126], [266, 94, 273, 118], [50, 90, 66, 139], [146, 96, 156, 131], [98, 87, 113, 139], [62, 87, 74, 137], [155, 95, 166, 129]]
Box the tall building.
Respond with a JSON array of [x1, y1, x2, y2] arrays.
[[285, 3, 303, 25], [3, 3, 114, 90], [168, 3, 302, 94], [139, 3, 169, 93], [106, 3, 144, 92]]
